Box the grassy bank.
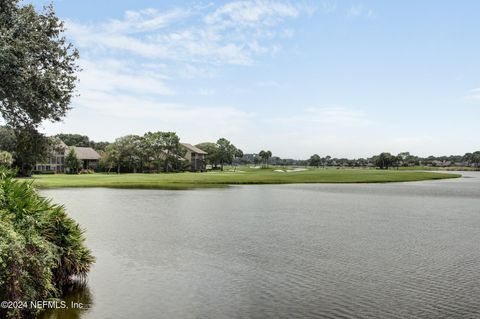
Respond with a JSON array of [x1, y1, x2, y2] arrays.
[[398, 166, 479, 171], [29, 167, 461, 190]]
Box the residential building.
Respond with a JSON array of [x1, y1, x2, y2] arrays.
[[181, 143, 207, 171], [34, 139, 101, 173], [34, 140, 68, 173], [73, 147, 101, 170]]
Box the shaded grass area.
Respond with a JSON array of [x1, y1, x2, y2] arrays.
[[398, 166, 479, 171], [28, 167, 461, 190]]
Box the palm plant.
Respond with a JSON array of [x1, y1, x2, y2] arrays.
[[0, 168, 94, 318]]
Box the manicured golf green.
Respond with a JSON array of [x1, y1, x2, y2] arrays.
[[28, 167, 461, 190]]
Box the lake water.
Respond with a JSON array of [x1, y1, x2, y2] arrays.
[[38, 172, 480, 319]]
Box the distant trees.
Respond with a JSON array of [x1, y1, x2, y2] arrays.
[[196, 142, 220, 168], [143, 132, 183, 172], [258, 150, 272, 168], [56, 134, 90, 147], [55, 133, 110, 151], [65, 148, 82, 173], [463, 151, 480, 168], [103, 135, 144, 173], [217, 138, 241, 170], [14, 126, 52, 176], [373, 152, 398, 169], [396, 152, 419, 166], [99, 132, 185, 173], [195, 138, 242, 170], [309, 154, 321, 167]]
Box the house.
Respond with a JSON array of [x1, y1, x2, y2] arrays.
[[72, 147, 101, 170], [34, 140, 68, 173], [181, 143, 207, 171], [34, 139, 101, 173]]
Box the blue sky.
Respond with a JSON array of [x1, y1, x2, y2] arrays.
[[28, 0, 480, 158]]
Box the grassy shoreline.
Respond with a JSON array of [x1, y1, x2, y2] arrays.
[[28, 167, 461, 190]]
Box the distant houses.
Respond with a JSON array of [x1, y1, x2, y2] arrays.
[[181, 143, 207, 171], [35, 139, 208, 173], [34, 140, 101, 173]]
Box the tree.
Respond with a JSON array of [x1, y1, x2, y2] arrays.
[[100, 144, 119, 173], [323, 155, 332, 167], [103, 135, 144, 173], [374, 152, 396, 169], [0, 169, 94, 319], [55, 133, 90, 147], [0, 151, 13, 167], [196, 142, 220, 168], [65, 148, 82, 173], [265, 150, 272, 167], [13, 126, 51, 176], [464, 151, 480, 168], [0, 1, 79, 128], [235, 148, 244, 160], [0, 126, 16, 152], [160, 132, 182, 172], [309, 154, 321, 167], [217, 138, 239, 171], [258, 150, 272, 167]]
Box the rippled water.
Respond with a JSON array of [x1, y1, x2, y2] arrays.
[[38, 172, 480, 319]]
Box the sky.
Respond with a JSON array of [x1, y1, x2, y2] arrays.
[[25, 0, 480, 159]]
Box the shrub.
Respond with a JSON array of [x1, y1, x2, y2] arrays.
[[0, 169, 94, 318], [79, 169, 94, 174], [0, 151, 13, 168], [31, 170, 56, 175]]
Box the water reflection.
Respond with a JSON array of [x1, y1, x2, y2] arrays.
[[37, 284, 93, 319], [38, 173, 480, 319]]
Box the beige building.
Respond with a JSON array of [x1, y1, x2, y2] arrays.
[[181, 143, 207, 171], [34, 139, 101, 173]]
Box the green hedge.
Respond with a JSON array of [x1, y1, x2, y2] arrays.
[[0, 169, 94, 318], [31, 170, 56, 175]]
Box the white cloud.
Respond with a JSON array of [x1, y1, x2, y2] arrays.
[[78, 59, 173, 96], [43, 85, 255, 145], [255, 80, 281, 87], [204, 1, 301, 28], [393, 136, 433, 147], [464, 88, 480, 100], [66, 1, 313, 66], [347, 4, 374, 18], [197, 88, 216, 96], [269, 107, 371, 127], [104, 8, 189, 34]]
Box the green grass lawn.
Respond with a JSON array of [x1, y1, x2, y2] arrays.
[[398, 166, 478, 171], [28, 167, 461, 190]]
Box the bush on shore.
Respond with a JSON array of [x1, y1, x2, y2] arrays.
[[0, 169, 94, 319]]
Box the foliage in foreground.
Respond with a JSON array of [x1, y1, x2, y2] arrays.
[[0, 169, 94, 318]]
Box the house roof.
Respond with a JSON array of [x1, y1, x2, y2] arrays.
[[72, 147, 101, 160], [181, 143, 208, 155]]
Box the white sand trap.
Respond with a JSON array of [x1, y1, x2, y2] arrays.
[[286, 168, 308, 172], [250, 166, 261, 169], [274, 169, 285, 173]]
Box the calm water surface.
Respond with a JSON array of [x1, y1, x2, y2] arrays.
[[38, 172, 480, 319]]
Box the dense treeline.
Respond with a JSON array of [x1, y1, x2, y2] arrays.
[[304, 151, 480, 169], [99, 134, 242, 173], [237, 151, 480, 169], [2, 126, 478, 173], [55, 133, 110, 151]]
